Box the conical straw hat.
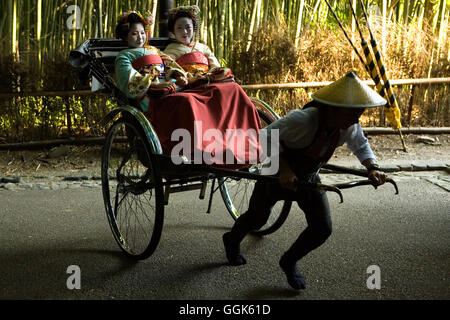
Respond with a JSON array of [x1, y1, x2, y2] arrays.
[[311, 72, 387, 108]]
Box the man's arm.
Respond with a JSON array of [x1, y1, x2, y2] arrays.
[[343, 124, 387, 186], [361, 158, 387, 186]]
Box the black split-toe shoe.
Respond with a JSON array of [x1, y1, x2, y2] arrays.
[[223, 232, 247, 266], [279, 255, 306, 290]]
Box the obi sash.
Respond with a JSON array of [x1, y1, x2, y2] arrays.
[[132, 54, 163, 70], [176, 51, 209, 67]]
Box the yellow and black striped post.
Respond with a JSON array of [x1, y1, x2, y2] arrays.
[[325, 0, 407, 151], [324, 0, 368, 73], [360, 0, 407, 152], [370, 39, 403, 129], [348, 1, 387, 99]]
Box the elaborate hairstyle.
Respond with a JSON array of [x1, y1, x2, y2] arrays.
[[168, 5, 201, 33], [115, 11, 154, 41]]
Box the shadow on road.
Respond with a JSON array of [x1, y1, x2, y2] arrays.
[[0, 245, 140, 299], [243, 286, 302, 299]]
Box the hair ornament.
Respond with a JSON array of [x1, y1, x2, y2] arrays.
[[117, 10, 154, 25], [168, 5, 201, 22]]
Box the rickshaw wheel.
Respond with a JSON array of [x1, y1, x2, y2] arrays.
[[219, 104, 292, 236], [101, 116, 164, 260]]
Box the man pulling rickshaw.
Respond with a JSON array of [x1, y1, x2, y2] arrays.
[[223, 72, 389, 290], [68, 6, 399, 289]]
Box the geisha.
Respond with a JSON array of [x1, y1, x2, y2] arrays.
[[114, 9, 262, 168], [114, 11, 188, 112], [163, 5, 232, 84]]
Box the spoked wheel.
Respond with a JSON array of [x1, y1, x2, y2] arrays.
[[101, 117, 164, 260], [219, 104, 292, 236]]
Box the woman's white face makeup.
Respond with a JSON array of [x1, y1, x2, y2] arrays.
[[127, 23, 146, 48], [174, 17, 194, 45]]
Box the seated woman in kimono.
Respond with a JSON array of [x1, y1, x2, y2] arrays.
[[114, 11, 188, 112], [115, 10, 261, 168], [164, 5, 231, 84]]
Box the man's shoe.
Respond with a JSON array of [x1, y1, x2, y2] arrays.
[[223, 232, 247, 266], [279, 255, 306, 290]]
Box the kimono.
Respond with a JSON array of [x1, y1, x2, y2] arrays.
[[164, 41, 221, 77], [115, 46, 185, 112], [116, 43, 262, 168]]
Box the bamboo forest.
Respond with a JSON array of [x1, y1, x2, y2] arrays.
[[0, 0, 449, 142]]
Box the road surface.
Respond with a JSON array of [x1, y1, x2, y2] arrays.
[[0, 172, 449, 300]]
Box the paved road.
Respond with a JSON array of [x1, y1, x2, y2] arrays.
[[0, 172, 449, 300]]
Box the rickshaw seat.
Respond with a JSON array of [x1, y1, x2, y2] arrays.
[[69, 38, 175, 95]]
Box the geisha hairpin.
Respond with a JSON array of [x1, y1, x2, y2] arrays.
[[168, 5, 201, 21], [118, 10, 154, 25]]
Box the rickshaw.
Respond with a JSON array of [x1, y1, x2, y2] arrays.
[[69, 38, 398, 260]]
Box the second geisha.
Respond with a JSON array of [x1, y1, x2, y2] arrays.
[[164, 5, 232, 84]]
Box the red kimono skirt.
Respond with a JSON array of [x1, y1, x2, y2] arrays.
[[146, 81, 262, 168]]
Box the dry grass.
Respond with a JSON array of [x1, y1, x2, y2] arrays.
[[231, 21, 449, 126], [0, 20, 448, 142]]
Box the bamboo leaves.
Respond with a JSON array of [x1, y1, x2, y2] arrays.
[[0, 0, 447, 75]]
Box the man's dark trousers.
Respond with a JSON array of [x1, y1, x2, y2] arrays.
[[228, 176, 332, 263]]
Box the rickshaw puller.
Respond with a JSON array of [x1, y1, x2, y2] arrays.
[[223, 72, 388, 290]]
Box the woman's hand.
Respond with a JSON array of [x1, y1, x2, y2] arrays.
[[151, 81, 176, 92], [175, 75, 188, 87], [208, 67, 232, 81], [188, 74, 207, 85]]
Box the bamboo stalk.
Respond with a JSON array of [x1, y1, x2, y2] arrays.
[[103, 0, 109, 37], [305, 0, 322, 33], [217, 0, 226, 59], [87, 1, 93, 43], [12, 0, 17, 56], [417, 0, 425, 29], [403, 0, 410, 25], [382, 0, 387, 57], [200, 0, 207, 42], [208, 4, 214, 53], [2, 0, 448, 98], [227, 0, 233, 61], [73, 0, 78, 49], [246, 0, 259, 51], [446, 10, 450, 62], [24, 0, 30, 51], [436, 0, 446, 61], [234, 0, 241, 43], [150, 0, 158, 38], [294, 0, 305, 47], [262, 0, 269, 26], [36, 0, 42, 76], [98, 0, 104, 38], [0, 3, 6, 40], [41, 0, 51, 56]]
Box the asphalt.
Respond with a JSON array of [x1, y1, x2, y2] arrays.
[[0, 171, 449, 301], [0, 173, 448, 320], [0, 148, 448, 313]]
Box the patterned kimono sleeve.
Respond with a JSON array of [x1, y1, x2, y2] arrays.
[[115, 50, 155, 99], [157, 48, 187, 80], [200, 43, 221, 69], [162, 43, 182, 61]]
